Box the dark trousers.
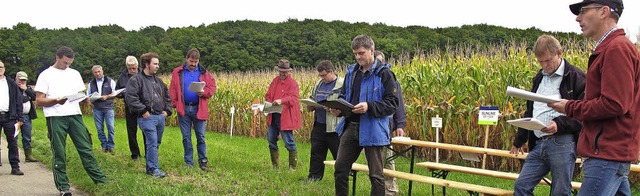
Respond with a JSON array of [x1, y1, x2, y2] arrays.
[[0, 114, 20, 169], [308, 122, 340, 180], [125, 106, 145, 159], [334, 122, 385, 196]]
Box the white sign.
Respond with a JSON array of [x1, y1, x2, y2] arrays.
[[478, 106, 499, 125], [431, 117, 442, 128]]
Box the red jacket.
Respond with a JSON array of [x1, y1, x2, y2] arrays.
[[565, 29, 640, 162], [265, 75, 301, 131], [169, 64, 217, 120]]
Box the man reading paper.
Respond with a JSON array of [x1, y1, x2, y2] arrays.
[[510, 35, 585, 196]]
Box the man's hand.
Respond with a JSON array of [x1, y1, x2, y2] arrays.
[[142, 111, 150, 118], [352, 102, 368, 114], [197, 90, 205, 97], [18, 83, 27, 91], [101, 95, 109, 101], [161, 111, 168, 117], [395, 128, 405, 137], [329, 108, 341, 116], [541, 120, 558, 134], [509, 146, 525, 156], [547, 99, 568, 114], [273, 99, 282, 106], [306, 105, 315, 111], [55, 97, 68, 105]]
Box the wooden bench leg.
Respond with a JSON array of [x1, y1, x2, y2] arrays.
[[466, 191, 480, 196], [431, 170, 449, 196], [350, 170, 357, 196]]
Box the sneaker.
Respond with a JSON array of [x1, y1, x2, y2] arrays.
[[11, 168, 24, 175], [148, 168, 166, 178], [60, 190, 72, 196]]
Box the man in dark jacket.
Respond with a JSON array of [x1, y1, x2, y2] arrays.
[[0, 60, 24, 175], [511, 35, 585, 196], [16, 71, 38, 162], [125, 52, 172, 178], [116, 56, 145, 161]]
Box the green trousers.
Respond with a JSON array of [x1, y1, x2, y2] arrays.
[[48, 115, 107, 191]]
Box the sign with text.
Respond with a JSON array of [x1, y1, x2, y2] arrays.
[[478, 106, 499, 125], [431, 117, 443, 128]]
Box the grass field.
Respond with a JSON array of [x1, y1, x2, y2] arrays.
[[26, 109, 640, 195]]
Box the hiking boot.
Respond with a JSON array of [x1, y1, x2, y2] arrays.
[[25, 148, 39, 162], [288, 150, 297, 170], [11, 168, 24, 175], [60, 190, 72, 196], [148, 168, 166, 178], [199, 160, 209, 171]]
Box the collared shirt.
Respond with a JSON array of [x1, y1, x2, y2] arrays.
[[87, 78, 104, 96], [533, 60, 566, 138], [0, 77, 9, 112], [182, 65, 200, 104], [314, 79, 336, 124]]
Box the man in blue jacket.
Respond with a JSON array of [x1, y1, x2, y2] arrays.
[[331, 35, 399, 196]]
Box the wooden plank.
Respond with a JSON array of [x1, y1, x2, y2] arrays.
[[632, 164, 640, 172], [324, 161, 514, 196], [392, 139, 528, 159], [416, 161, 582, 190]]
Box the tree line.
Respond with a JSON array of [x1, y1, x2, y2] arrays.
[[0, 19, 585, 82]]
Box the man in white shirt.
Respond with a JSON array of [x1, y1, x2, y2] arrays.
[[0, 60, 24, 175], [35, 46, 108, 196]]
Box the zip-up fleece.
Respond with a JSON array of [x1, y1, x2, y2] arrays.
[[336, 60, 399, 146], [565, 29, 640, 162]]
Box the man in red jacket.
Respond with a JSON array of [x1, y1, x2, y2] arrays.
[[169, 48, 217, 171], [266, 59, 301, 170], [549, 0, 640, 195]]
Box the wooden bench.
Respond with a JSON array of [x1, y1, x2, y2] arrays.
[[416, 161, 582, 190], [324, 160, 514, 196]]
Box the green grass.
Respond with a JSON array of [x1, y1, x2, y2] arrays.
[[26, 110, 639, 195]]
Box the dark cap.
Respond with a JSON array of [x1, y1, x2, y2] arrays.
[[570, 0, 623, 16]]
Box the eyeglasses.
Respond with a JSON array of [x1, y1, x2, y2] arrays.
[[579, 6, 603, 15]]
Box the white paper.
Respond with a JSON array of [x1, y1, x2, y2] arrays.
[[300, 98, 322, 107], [506, 86, 560, 104], [14, 122, 22, 138], [64, 92, 87, 104], [89, 92, 102, 102], [113, 88, 125, 96], [459, 152, 481, 162], [392, 136, 411, 141], [188, 82, 206, 92], [507, 117, 547, 131], [262, 101, 283, 114]]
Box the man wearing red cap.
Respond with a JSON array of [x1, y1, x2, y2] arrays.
[[549, 0, 640, 195]]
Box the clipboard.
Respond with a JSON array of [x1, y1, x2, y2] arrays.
[[317, 98, 354, 116]]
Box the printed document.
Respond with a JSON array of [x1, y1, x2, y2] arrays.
[[300, 98, 322, 107], [507, 117, 547, 130], [506, 86, 560, 104], [188, 82, 206, 92]]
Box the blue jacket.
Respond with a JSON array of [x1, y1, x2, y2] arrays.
[[336, 60, 399, 146]]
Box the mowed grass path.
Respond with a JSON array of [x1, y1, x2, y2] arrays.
[[29, 109, 626, 195]]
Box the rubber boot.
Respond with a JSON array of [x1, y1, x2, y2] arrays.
[[288, 150, 297, 170], [25, 149, 39, 162], [270, 149, 279, 168]]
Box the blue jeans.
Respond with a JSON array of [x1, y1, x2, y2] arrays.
[[93, 108, 115, 149], [138, 114, 165, 173], [577, 158, 631, 196], [267, 116, 296, 151], [21, 114, 33, 149], [514, 134, 576, 196], [178, 105, 208, 166]]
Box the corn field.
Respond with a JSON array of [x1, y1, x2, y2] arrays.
[[82, 39, 640, 178]]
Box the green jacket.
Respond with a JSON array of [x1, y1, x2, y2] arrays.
[[310, 76, 344, 133]]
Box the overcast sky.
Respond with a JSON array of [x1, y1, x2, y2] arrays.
[[1, 0, 638, 43]]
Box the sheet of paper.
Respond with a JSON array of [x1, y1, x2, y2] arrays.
[[392, 136, 411, 141], [506, 117, 547, 130], [262, 101, 283, 114], [113, 88, 125, 96], [14, 121, 23, 138], [188, 82, 206, 92], [89, 92, 102, 102], [300, 98, 322, 107], [64, 92, 87, 104], [506, 86, 560, 104]]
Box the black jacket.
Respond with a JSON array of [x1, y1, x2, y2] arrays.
[[19, 85, 37, 120], [3, 77, 23, 121], [124, 72, 172, 117], [115, 69, 136, 99], [513, 59, 586, 150]]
